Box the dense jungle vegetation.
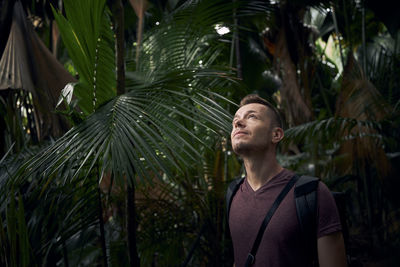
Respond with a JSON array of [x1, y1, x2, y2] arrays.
[[0, 0, 399, 266]]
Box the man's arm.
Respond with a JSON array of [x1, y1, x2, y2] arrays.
[[317, 231, 347, 267]]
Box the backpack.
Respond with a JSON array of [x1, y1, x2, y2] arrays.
[[225, 175, 349, 265]]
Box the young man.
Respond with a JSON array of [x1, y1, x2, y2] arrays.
[[228, 94, 347, 267]]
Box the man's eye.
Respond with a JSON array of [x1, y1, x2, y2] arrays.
[[248, 114, 256, 119]]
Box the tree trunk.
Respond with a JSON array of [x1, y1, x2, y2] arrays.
[[274, 27, 313, 125], [112, 1, 140, 265], [98, 187, 108, 267], [126, 184, 140, 266]]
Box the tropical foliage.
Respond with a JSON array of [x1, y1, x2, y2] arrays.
[[0, 0, 399, 266]]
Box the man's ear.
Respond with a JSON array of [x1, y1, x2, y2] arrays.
[[272, 127, 284, 144]]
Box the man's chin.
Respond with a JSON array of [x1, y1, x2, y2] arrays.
[[232, 143, 269, 156], [232, 144, 251, 155]]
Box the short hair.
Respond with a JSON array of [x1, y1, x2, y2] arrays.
[[239, 94, 282, 128]]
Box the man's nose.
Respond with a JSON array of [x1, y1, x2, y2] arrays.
[[233, 118, 245, 128]]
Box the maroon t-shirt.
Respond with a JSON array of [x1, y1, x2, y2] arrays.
[[229, 169, 342, 267]]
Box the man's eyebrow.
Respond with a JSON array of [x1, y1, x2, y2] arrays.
[[233, 110, 257, 119]]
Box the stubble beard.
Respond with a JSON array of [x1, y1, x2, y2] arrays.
[[232, 142, 249, 156], [232, 140, 269, 157]]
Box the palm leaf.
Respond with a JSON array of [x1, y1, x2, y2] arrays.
[[52, 0, 116, 114], [16, 192, 31, 267], [283, 117, 383, 145], [133, 0, 234, 75], [18, 73, 233, 187]]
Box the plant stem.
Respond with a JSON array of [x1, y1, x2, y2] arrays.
[[361, 0, 367, 74], [126, 184, 140, 266], [98, 187, 108, 267], [62, 240, 69, 267], [331, 5, 345, 71], [114, 0, 125, 95]]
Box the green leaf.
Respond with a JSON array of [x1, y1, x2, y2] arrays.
[[52, 0, 116, 115]]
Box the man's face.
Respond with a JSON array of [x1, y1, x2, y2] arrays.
[[231, 103, 274, 155]]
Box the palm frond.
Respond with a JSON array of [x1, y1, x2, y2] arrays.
[[132, 0, 234, 75], [283, 117, 383, 145], [52, 0, 116, 114], [364, 32, 400, 107], [16, 70, 233, 187]]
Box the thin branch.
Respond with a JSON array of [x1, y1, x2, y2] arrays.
[[330, 5, 345, 70], [115, 0, 125, 95]]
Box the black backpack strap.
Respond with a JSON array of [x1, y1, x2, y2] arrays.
[[245, 175, 300, 267], [226, 177, 245, 219], [295, 175, 320, 265]]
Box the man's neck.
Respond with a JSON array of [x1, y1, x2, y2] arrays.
[[242, 150, 283, 191]]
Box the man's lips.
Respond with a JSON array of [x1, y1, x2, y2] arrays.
[[233, 131, 248, 137]]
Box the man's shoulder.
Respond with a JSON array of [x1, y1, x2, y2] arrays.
[[279, 168, 296, 178], [294, 174, 320, 196]]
